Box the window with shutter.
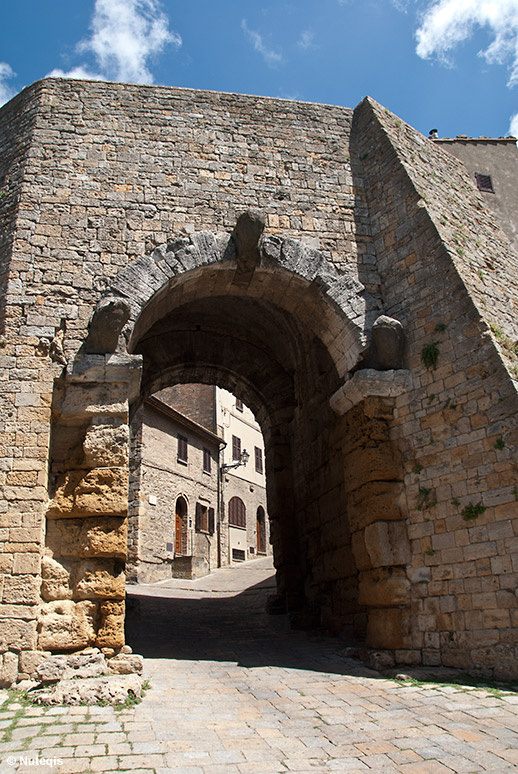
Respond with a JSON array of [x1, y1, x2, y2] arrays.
[[254, 446, 263, 474], [232, 435, 241, 461], [203, 448, 211, 473], [235, 398, 244, 411], [195, 502, 209, 532], [228, 496, 246, 528], [177, 434, 188, 463], [208, 507, 215, 534], [195, 502, 202, 531]]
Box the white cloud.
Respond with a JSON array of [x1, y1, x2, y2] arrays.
[[416, 0, 518, 86], [0, 62, 16, 106], [47, 0, 181, 84], [298, 30, 316, 50], [241, 20, 283, 68], [509, 112, 518, 136], [46, 66, 106, 82]]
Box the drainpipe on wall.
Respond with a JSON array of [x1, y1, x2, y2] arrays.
[[217, 439, 227, 568]]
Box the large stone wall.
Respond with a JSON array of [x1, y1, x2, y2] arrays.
[[0, 78, 516, 683]]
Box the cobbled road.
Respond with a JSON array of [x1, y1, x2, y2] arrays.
[[1, 557, 518, 774]]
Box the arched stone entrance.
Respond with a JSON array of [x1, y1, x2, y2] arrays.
[[41, 217, 412, 655]]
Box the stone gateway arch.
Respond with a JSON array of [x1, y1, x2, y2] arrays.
[[0, 78, 517, 685]]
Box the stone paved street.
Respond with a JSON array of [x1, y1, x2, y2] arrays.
[[1, 557, 518, 774]]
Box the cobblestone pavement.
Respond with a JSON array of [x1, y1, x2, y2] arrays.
[[1, 557, 518, 774]]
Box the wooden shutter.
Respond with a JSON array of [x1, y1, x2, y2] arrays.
[[232, 435, 241, 461], [208, 507, 215, 534], [178, 434, 188, 462], [195, 502, 202, 532]]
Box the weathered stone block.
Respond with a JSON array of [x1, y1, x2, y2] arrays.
[[47, 468, 128, 518], [12, 552, 41, 575], [370, 315, 405, 370], [107, 653, 144, 675], [0, 651, 19, 687], [35, 655, 67, 683], [348, 482, 403, 532], [366, 608, 412, 650], [367, 650, 395, 671], [82, 418, 129, 468], [59, 382, 129, 423], [41, 556, 73, 601], [37, 600, 97, 651], [358, 568, 410, 607], [351, 531, 371, 570], [66, 650, 108, 678], [364, 521, 411, 567], [19, 650, 51, 677], [96, 600, 125, 649], [2, 575, 41, 605], [0, 619, 37, 652], [344, 447, 402, 489], [34, 673, 142, 705], [46, 516, 127, 559], [74, 560, 126, 600]]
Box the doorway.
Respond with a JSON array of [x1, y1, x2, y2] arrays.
[[175, 496, 187, 555]]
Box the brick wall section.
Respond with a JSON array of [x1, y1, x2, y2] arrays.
[[156, 384, 216, 433], [353, 98, 518, 675]]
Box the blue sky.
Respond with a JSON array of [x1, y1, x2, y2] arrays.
[[1, 0, 518, 139]]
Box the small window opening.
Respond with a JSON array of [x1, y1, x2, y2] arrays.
[[475, 173, 495, 194]]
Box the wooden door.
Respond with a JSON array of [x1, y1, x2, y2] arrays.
[[256, 507, 265, 554], [175, 511, 183, 554]]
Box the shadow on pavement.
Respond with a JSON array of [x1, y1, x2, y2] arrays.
[[125, 574, 373, 678]]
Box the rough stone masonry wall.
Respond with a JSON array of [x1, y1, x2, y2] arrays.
[[0, 82, 67, 684], [0, 78, 372, 683], [127, 401, 220, 583], [353, 99, 518, 676], [0, 78, 516, 682]]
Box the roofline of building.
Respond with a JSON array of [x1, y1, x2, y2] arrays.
[[434, 136, 517, 145], [145, 396, 224, 446]]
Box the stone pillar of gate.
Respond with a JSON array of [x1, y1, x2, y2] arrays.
[[38, 353, 142, 654], [332, 369, 413, 652]]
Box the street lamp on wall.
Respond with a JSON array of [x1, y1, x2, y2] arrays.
[[221, 449, 249, 475]]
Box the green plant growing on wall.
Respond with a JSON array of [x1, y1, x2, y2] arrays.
[[435, 323, 447, 332], [462, 502, 486, 521], [422, 342, 440, 370], [490, 324, 518, 366], [451, 498, 460, 508], [417, 487, 437, 511], [412, 464, 423, 475], [494, 437, 505, 450]]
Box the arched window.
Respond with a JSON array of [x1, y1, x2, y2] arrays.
[[228, 496, 246, 528]]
